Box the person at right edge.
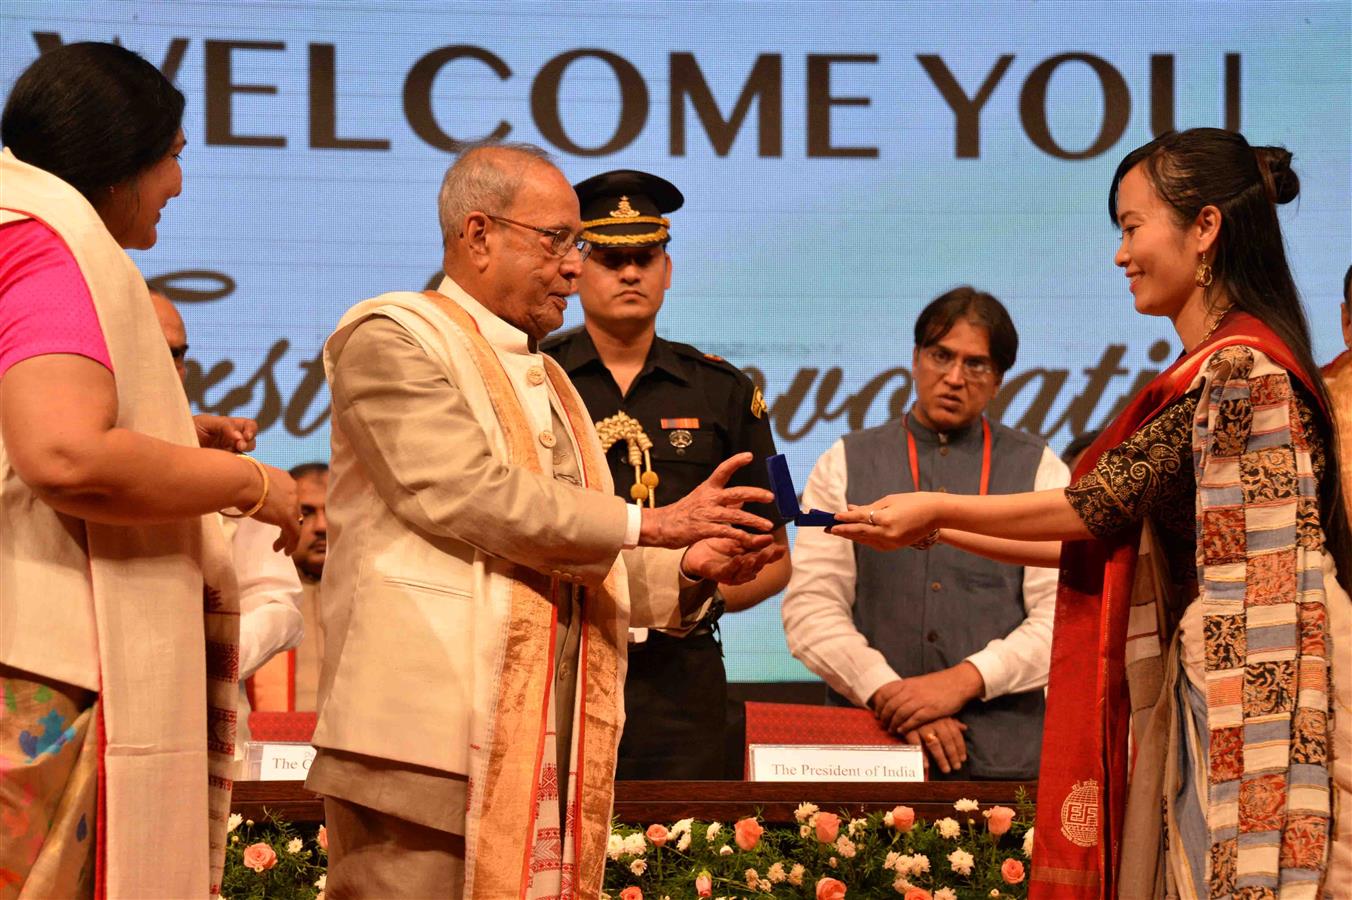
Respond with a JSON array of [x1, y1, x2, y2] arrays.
[[832, 129, 1349, 897]]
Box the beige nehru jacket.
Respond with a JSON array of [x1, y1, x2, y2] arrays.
[[308, 317, 710, 834]]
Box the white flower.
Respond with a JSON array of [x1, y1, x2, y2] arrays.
[[828, 856, 838, 868], [286, 837, 303, 854], [936, 816, 962, 839], [954, 798, 980, 813], [788, 864, 805, 886], [948, 848, 975, 876], [706, 822, 723, 841], [1023, 826, 1035, 859], [883, 810, 895, 827], [314, 875, 327, 891], [630, 859, 648, 876], [719, 844, 734, 856], [744, 867, 759, 888], [671, 817, 694, 837], [227, 813, 243, 833], [767, 862, 787, 884], [835, 835, 857, 858], [245, 819, 255, 827], [989, 891, 1002, 898], [623, 833, 647, 856], [607, 833, 626, 861], [799, 823, 812, 839], [884, 850, 902, 872], [935, 889, 958, 900], [892, 876, 913, 894], [794, 802, 818, 823], [911, 854, 931, 875], [677, 831, 692, 852], [847, 817, 867, 837]]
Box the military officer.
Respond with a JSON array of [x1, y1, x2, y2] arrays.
[[542, 169, 792, 780]]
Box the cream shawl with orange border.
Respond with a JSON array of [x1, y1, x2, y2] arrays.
[[323, 285, 628, 898]]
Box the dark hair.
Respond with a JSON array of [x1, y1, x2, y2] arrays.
[[289, 462, 330, 481], [913, 285, 1018, 376], [1, 42, 184, 202], [1109, 127, 1352, 586], [1061, 429, 1101, 468], [1343, 263, 1351, 305]]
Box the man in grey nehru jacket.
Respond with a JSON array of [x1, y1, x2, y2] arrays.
[[782, 286, 1068, 780]]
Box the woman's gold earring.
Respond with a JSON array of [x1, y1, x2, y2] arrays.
[[1195, 256, 1214, 287]]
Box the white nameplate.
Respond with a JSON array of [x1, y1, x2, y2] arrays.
[[748, 744, 925, 782], [255, 742, 317, 781]]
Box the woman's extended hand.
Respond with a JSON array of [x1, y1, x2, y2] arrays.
[[829, 493, 942, 551], [195, 415, 258, 452], [249, 463, 301, 554]]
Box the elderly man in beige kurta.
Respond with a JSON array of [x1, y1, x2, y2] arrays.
[[306, 143, 782, 899]]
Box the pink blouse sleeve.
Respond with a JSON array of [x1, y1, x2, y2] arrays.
[[0, 219, 114, 379]]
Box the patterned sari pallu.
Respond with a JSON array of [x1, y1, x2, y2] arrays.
[[1032, 314, 1336, 899]]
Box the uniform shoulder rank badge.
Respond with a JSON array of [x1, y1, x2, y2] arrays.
[[750, 386, 768, 419]]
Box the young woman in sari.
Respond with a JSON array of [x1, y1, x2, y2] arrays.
[[1, 43, 300, 896], [832, 128, 1350, 898]]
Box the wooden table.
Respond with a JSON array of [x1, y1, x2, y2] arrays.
[[233, 779, 1035, 825]]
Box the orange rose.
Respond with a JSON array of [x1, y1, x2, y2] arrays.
[[620, 887, 643, 900], [816, 876, 847, 899], [1001, 858, 1026, 884], [734, 817, 764, 851], [985, 805, 1016, 837], [645, 823, 669, 848], [904, 889, 932, 900], [814, 811, 841, 844], [242, 842, 278, 873], [890, 805, 916, 832], [695, 870, 713, 897]]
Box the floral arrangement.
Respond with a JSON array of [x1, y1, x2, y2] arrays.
[[221, 813, 328, 900], [602, 793, 1034, 899]]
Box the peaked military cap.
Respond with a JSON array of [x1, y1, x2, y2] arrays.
[[574, 169, 684, 248]]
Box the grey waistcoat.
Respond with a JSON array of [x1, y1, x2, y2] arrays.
[[838, 412, 1047, 779]]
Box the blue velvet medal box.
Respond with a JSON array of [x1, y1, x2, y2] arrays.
[[765, 454, 839, 526]]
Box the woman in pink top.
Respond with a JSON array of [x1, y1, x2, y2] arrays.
[[0, 43, 300, 896]]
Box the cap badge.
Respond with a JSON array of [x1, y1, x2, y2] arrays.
[[610, 195, 641, 219]]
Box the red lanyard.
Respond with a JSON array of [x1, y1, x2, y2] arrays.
[[903, 414, 992, 495]]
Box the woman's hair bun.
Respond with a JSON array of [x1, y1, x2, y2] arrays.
[[1254, 145, 1299, 205]]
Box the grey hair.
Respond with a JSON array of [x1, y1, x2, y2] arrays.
[[437, 141, 553, 246]]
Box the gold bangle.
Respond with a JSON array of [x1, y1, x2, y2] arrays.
[[223, 455, 269, 519]]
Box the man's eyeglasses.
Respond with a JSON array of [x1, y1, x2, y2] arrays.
[[487, 214, 592, 261], [920, 345, 996, 380]]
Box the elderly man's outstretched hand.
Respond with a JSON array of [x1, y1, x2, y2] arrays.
[[682, 536, 785, 585], [638, 452, 775, 549]]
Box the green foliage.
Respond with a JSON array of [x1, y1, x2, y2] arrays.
[[221, 813, 327, 900]]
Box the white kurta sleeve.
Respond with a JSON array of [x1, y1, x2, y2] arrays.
[[780, 440, 901, 708], [963, 445, 1069, 700], [232, 516, 305, 679]]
